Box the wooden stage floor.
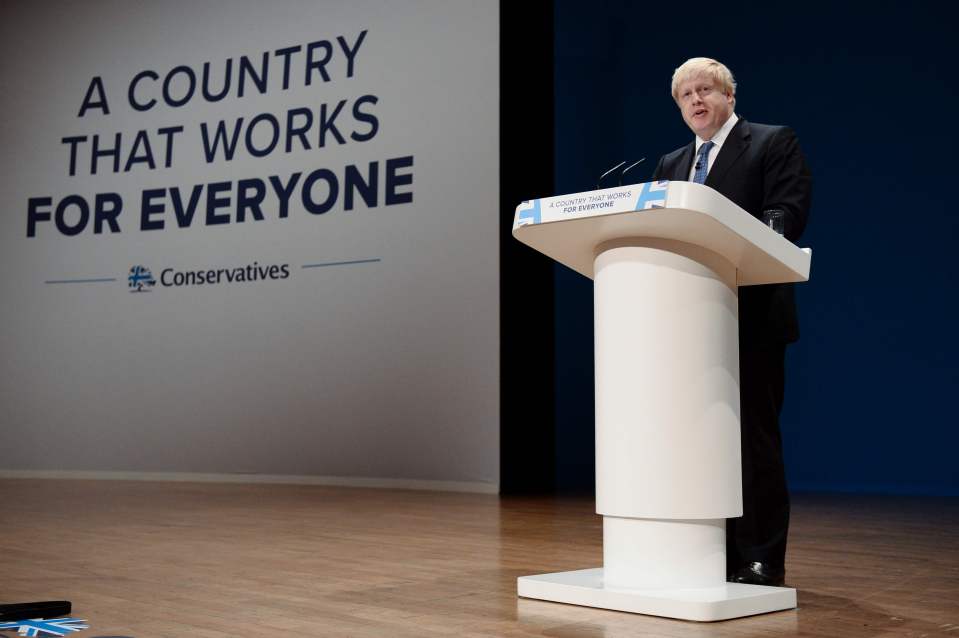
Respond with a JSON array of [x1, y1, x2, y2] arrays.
[[1, 480, 957, 637]]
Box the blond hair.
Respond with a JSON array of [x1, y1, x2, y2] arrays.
[[671, 57, 737, 106]]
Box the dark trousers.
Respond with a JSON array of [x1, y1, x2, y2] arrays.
[[727, 343, 790, 571]]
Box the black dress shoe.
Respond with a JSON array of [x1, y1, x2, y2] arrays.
[[729, 562, 785, 586]]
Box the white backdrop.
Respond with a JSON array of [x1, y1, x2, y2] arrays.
[[0, 1, 499, 490]]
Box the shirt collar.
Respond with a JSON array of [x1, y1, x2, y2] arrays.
[[695, 112, 738, 151]]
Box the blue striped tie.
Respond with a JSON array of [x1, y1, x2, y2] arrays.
[[692, 141, 715, 184]]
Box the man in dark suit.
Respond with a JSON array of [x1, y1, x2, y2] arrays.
[[651, 57, 812, 587]]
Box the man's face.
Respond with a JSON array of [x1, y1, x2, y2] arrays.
[[676, 75, 734, 140]]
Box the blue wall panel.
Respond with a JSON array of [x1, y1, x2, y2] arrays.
[[554, 0, 959, 495]]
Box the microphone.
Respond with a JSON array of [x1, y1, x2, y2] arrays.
[[619, 158, 647, 185], [596, 160, 626, 190]]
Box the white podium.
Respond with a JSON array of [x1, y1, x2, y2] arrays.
[[512, 180, 811, 622]]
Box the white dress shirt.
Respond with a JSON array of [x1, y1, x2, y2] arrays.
[[687, 112, 739, 181]]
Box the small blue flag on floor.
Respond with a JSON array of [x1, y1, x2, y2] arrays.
[[0, 617, 89, 637]]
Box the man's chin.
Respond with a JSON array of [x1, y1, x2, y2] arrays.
[[692, 120, 720, 139]]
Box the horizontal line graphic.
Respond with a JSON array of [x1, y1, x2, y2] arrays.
[[44, 278, 117, 284], [301, 258, 382, 269]]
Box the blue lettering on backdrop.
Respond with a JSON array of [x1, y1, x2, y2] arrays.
[[206, 181, 232, 225], [201, 58, 233, 102], [128, 70, 159, 111], [237, 178, 266, 222], [286, 107, 313, 152], [344, 163, 376, 211], [124, 130, 155, 171], [140, 188, 165, 231], [194, 97, 379, 164], [162, 66, 197, 107], [94, 193, 123, 233], [27, 30, 415, 238], [238, 53, 269, 98], [26, 192, 124, 237], [386, 156, 414, 205], [122, 158, 413, 233], [123, 31, 368, 113], [54, 195, 89, 236], [91, 132, 122, 174], [172, 184, 204, 228], [351, 95, 379, 141], [303, 169, 338, 215], [77, 76, 110, 116], [61, 127, 184, 176], [245, 113, 281, 158], [270, 173, 301, 219], [274, 45, 301, 89]]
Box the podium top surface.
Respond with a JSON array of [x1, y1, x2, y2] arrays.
[[512, 181, 811, 285]]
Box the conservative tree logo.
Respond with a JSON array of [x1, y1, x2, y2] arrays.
[[122, 261, 293, 292], [128, 265, 156, 292]]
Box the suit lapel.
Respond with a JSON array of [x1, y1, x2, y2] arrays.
[[674, 143, 695, 180], [705, 118, 750, 189]]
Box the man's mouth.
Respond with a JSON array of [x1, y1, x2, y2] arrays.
[[694, 108, 707, 117]]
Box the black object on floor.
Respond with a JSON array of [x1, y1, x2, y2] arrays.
[[0, 601, 72, 622]]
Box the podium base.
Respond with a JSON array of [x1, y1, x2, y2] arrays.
[[517, 568, 796, 622]]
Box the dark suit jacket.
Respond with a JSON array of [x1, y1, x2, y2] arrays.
[[651, 118, 812, 345]]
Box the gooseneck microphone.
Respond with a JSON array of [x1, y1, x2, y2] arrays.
[[619, 157, 647, 185], [596, 161, 627, 190]]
